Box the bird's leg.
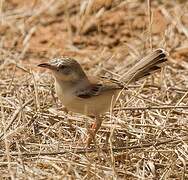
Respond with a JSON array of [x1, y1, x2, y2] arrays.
[[86, 115, 103, 147]]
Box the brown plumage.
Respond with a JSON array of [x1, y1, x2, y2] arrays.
[[120, 48, 167, 83], [38, 48, 168, 146]]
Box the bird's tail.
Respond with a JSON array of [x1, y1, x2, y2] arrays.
[[121, 49, 168, 84]]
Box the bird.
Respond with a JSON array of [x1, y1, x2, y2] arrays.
[[38, 48, 167, 146]]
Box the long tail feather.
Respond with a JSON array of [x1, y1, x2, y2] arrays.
[[120, 49, 167, 83]]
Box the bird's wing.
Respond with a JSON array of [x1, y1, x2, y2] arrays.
[[75, 77, 123, 99]]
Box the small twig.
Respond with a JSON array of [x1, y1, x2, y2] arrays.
[[0, 98, 33, 139], [114, 105, 188, 111], [147, 0, 153, 49]]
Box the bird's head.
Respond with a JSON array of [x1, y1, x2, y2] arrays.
[[38, 57, 87, 82]]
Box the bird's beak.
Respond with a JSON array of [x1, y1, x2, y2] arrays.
[[38, 63, 57, 70]]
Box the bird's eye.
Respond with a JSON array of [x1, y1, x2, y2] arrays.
[[60, 65, 66, 69], [57, 65, 65, 72]]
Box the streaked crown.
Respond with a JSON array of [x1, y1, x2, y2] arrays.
[[49, 56, 87, 80], [50, 57, 81, 68]]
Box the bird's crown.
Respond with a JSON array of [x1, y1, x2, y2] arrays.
[[50, 57, 80, 68]]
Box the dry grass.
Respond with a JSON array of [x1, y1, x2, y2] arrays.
[[1, 0, 188, 179]]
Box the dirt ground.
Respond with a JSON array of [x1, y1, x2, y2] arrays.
[[1, 0, 188, 179]]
